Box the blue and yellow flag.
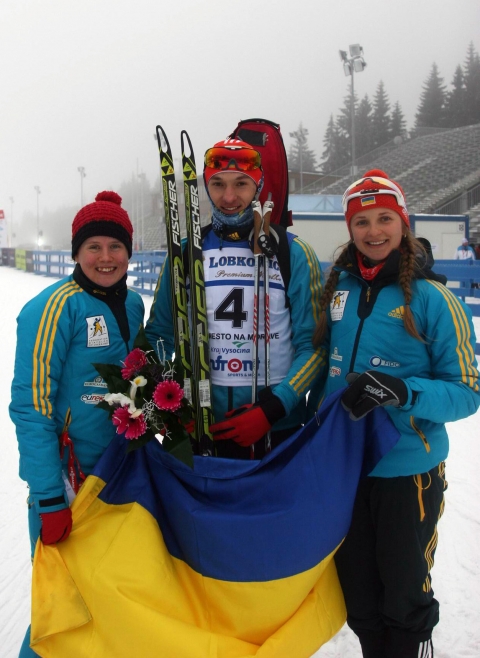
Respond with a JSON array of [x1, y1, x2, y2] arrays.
[[30, 390, 399, 657]]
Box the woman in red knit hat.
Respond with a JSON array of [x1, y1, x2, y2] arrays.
[[309, 170, 480, 657], [10, 192, 145, 658]]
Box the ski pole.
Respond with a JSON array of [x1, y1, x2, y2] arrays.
[[251, 200, 263, 458], [259, 194, 274, 453]]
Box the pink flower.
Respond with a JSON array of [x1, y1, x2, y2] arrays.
[[112, 405, 147, 440], [121, 348, 148, 380], [153, 380, 184, 412]]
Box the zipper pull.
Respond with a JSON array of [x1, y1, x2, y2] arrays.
[[366, 287, 371, 302]]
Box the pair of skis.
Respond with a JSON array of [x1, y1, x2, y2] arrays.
[[251, 195, 275, 456], [156, 125, 276, 457], [156, 126, 213, 456]]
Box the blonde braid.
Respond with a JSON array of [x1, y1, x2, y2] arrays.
[[313, 244, 351, 347], [398, 232, 426, 342]]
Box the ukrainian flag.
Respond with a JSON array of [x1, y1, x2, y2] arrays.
[[30, 390, 399, 657]]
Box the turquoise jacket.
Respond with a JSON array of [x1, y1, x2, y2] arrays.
[[10, 273, 144, 514], [310, 249, 480, 477], [145, 229, 324, 431]]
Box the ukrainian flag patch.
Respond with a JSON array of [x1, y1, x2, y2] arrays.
[[361, 195, 376, 206]]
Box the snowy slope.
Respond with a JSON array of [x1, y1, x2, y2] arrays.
[[1, 268, 479, 658]]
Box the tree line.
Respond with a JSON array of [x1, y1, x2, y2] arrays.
[[288, 42, 480, 177]]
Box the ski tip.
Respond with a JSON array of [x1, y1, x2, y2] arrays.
[[181, 130, 194, 156], [156, 125, 169, 151]]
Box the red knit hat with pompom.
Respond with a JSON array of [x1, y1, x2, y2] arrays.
[[343, 169, 410, 228], [71, 191, 133, 257]]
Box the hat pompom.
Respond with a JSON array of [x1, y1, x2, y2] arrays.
[[95, 191, 122, 205], [363, 169, 389, 179]]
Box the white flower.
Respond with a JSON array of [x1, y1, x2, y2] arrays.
[[104, 392, 136, 413], [129, 375, 148, 400]]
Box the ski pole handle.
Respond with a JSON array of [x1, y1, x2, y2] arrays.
[[258, 193, 275, 258], [252, 201, 263, 255], [262, 192, 274, 230]]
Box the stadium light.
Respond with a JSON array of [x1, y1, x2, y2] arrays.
[[339, 44, 367, 175], [78, 166, 86, 207]]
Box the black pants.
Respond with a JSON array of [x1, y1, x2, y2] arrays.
[[335, 464, 447, 657]]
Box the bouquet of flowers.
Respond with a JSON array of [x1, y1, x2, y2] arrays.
[[93, 326, 194, 468]]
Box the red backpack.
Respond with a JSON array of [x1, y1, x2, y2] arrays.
[[229, 118, 292, 227]]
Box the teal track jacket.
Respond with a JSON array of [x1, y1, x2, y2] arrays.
[[312, 267, 480, 477], [145, 231, 325, 431], [10, 275, 144, 512]]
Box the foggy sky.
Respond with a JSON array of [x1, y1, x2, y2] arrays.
[[1, 0, 479, 231]]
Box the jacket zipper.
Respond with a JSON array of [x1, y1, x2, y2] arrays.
[[410, 416, 431, 453], [349, 285, 371, 373]]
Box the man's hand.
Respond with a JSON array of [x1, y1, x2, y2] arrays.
[[210, 391, 285, 447]]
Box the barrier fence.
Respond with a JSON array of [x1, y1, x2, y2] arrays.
[[2, 249, 479, 354], [0, 248, 167, 296]]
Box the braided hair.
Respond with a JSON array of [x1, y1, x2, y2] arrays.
[[312, 231, 427, 347]]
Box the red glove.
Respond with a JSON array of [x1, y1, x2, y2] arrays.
[[40, 508, 73, 545], [184, 419, 195, 434], [210, 391, 285, 447]]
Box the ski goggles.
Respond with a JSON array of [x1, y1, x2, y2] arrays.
[[204, 146, 262, 173], [342, 176, 407, 213]]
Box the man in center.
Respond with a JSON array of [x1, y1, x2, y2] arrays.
[[146, 138, 324, 458]]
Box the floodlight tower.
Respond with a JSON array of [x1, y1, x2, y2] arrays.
[[138, 172, 147, 251], [78, 166, 86, 207], [339, 44, 367, 176]]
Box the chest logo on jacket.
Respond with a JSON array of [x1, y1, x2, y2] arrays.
[[330, 291, 349, 321], [86, 315, 110, 348], [369, 355, 400, 368], [388, 306, 405, 320], [331, 347, 343, 361]]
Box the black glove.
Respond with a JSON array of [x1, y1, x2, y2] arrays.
[[341, 371, 409, 421]]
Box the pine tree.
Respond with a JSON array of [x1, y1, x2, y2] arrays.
[[390, 101, 407, 139], [288, 123, 318, 173], [355, 94, 374, 158], [321, 115, 349, 173], [415, 62, 447, 128], [444, 65, 467, 128], [463, 42, 480, 126], [371, 81, 391, 148], [337, 88, 358, 150]]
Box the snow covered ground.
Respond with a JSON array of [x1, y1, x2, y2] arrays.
[[1, 267, 479, 658]]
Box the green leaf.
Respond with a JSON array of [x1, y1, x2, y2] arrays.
[[125, 427, 156, 453], [93, 363, 123, 384], [164, 435, 194, 469], [133, 326, 155, 354], [109, 376, 130, 395], [96, 400, 113, 413]]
